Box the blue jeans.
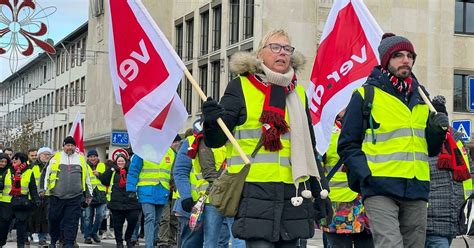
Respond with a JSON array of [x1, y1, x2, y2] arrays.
[[131, 211, 142, 241], [425, 235, 452, 248], [83, 203, 106, 239], [177, 216, 203, 247], [217, 215, 245, 248], [142, 203, 164, 248]]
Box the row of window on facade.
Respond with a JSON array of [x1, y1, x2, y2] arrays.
[[175, 0, 254, 61], [0, 36, 87, 104], [37, 119, 84, 151], [1, 76, 86, 131]]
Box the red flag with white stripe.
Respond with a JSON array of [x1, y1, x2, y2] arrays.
[[307, 0, 383, 154], [108, 0, 188, 163], [68, 111, 84, 155]]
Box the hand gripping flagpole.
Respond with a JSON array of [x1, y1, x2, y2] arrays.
[[183, 69, 251, 165]]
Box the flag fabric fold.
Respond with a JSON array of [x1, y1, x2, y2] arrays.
[[69, 111, 84, 155], [307, 0, 383, 154], [108, 0, 188, 164]]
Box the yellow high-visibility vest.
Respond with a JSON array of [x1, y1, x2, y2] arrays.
[[357, 86, 430, 181], [0, 169, 33, 203], [137, 148, 174, 190], [226, 75, 307, 183], [47, 153, 87, 195], [88, 162, 106, 192]]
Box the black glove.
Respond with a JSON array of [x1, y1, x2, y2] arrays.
[[428, 112, 449, 133], [80, 201, 89, 209], [202, 97, 224, 125], [181, 197, 194, 212], [127, 191, 137, 200], [314, 197, 333, 225]]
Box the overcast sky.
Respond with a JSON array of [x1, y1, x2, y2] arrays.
[[0, 0, 89, 81]]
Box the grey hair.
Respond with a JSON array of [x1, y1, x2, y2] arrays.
[[257, 29, 292, 54]]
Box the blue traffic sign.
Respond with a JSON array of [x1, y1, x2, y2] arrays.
[[111, 131, 129, 146], [452, 120, 471, 142], [469, 77, 474, 111]]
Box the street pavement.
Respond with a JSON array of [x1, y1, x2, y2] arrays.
[[4, 229, 474, 247]]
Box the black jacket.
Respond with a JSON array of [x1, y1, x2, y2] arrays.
[[337, 66, 445, 201], [204, 75, 329, 242], [99, 165, 141, 211]]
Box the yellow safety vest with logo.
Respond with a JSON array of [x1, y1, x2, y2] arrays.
[[357, 86, 430, 181], [47, 153, 87, 195], [326, 128, 358, 202], [137, 148, 174, 190], [0, 169, 33, 203], [226, 76, 307, 183], [456, 139, 473, 199], [88, 162, 106, 192]]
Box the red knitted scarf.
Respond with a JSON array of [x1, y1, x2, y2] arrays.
[[247, 74, 296, 151], [119, 168, 127, 188], [10, 163, 28, 196], [437, 128, 471, 182], [187, 132, 204, 159]]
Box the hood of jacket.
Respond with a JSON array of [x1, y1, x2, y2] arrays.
[[229, 51, 306, 75]]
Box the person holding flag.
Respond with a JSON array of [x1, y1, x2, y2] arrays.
[[338, 33, 449, 247], [44, 136, 93, 248], [202, 29, 330, 247]]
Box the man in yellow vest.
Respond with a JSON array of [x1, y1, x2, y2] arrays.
[[126, 146, 174, 248], [82, 149, 107, 244], [426, 96, 473, 247], [338, 33, 449, 247], [44, 136, 93, 248]]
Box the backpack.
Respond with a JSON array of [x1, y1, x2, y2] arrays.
[[459, 194, 474, 236]]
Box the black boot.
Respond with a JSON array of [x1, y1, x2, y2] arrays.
[[126, 240, 134, 248], [116, 242, 124, 248]]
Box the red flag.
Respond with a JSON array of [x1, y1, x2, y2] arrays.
[[307, 0, 383, 154], [68, 112, 84, 155], [108, 0, 187, 163]]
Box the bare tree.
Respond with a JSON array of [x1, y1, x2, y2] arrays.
[[11, 120, 42, 153]]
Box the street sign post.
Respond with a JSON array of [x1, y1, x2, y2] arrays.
[[452, 120, 471, 142], [111, 131, 129, 146]]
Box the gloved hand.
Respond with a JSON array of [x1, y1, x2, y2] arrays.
[[202, 97, 224, 125], [428, 112, 449, 133], [127, 191, 137, 200], [181, 197, 194, 212], [314, 196, 333, 225]]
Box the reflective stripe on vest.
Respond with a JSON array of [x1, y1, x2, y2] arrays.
[[137, 148, 174, 190], [325, 129, 358, 202], [47, 153, 87, 195], [0, 169, 33, 203], [226, 75, 306, 183], [358, 86, 430, 181], [88, 162, 106, 192]]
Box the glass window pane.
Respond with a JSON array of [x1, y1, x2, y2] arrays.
[[455, 1, 464, 33], [454, 74, 466, 112], [466, 2, 474, 33]]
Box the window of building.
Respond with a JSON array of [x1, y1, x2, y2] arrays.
[[211, 60, 221, 100], [185, 69, 193, 113], [456, 1, 474, 34], [199, 65, 208, 110], [229, 0, 239, 44], [93, 0, 104, 16], [81, 36, 87, 63], [64, 85, 68, 109], [55, 89, 59, 112], [75, 79, 80, 104], [70, 81, 75, 107], [76, 40, 82, 66], [65, 47, 70, 71], [175, 24, 183, 58], [186, 19, 194, 61], [60, 87, 64, 111], [61, 50, 65, 74], [212, 5, 222, 51], [200, 11, 209, 55], [80, 76, 86, 102], [454, 73, 471, 112], [243, 0, 254, 39], [55, 55, 60, 76]]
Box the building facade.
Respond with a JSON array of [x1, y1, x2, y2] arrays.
[[0, 0, 473, 157]]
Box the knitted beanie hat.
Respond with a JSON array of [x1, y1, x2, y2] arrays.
[[432, 95, 448, 116], [378, 33, 416, 69], [63, 136, 76, 146]]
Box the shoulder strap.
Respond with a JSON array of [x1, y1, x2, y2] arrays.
[[361, 85, 376, 144], [326, 159, 343, 181]]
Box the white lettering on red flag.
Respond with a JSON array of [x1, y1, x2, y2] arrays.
[[69, 111, 84, 155], [108, 0, 187, 163], [307, 0, 382, 154]]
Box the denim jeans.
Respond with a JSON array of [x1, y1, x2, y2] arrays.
[[131, 211, 142, 241], [425, 235, 452, 248], [215, 214, 245, 248], [142, 203, 164, 248], [177, 216, 203, 247], [83, 203, 106, 239]]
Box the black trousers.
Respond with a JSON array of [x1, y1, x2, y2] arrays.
[[110, 209, 140, 244], [48, 195, 82, 247], [0, 206, 29, 247]]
